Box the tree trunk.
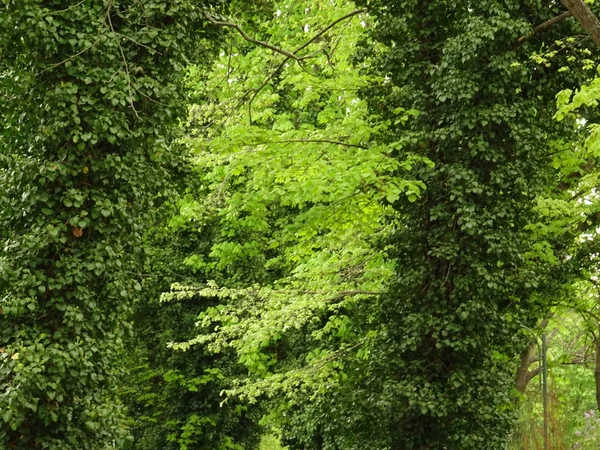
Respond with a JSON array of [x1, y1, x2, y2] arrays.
[[561, 0, 600, 48], [515, 318, 551, 395], [515, 343, 536, 394]]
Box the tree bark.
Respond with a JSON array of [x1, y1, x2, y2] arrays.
[[561, 0, 600, 48], [515, 318, 551, 395], [515, 343, 539, 394]]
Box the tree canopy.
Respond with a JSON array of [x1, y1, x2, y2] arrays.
[[3, 0, 600, 449]]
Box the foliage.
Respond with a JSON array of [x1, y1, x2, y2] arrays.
[[347, 0, 600, 448], [259, 434, 287, 450], [510, 308, 600, 450], [3, 1, 600, 449], [162, 0, 428, 447], [0, 1, 222, 447], [121, 221, 263, 450], [157, 1, 600, 448]]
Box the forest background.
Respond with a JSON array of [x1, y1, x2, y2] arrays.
[[3, 0, 600, 449]]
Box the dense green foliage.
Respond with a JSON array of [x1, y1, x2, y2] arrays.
[[162, 2, 407, 446], [162, 1, 600, 448], [123, 223, 263, 450], [4, 1, 600, 449], [351, 1, 597, 447], [0, 1, 221, 447]]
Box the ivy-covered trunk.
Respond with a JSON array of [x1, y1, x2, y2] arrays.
[[359, 1, 594, 448], [0, 2, 219, 448]]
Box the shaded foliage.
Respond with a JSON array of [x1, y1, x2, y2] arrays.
[[349, 0, 600, 448], [122, 220, 263, 450], [0, 1, 222, 447]]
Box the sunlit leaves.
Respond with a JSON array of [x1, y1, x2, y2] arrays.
[[166, 0, 421, 434]]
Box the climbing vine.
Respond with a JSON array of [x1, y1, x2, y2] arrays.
[[0, 1, 222, 447]]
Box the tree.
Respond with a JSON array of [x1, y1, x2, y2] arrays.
[[3, 1, 600, 448], [0, 1, 223, 447], [157, 1, 600, 447], [161, 1, 425, 447], [350, 0, 600, 447]]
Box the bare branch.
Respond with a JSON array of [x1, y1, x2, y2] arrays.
[[204, 12, 301, 60], [294, 9, 366, 54], [518, 11, 573, 42]]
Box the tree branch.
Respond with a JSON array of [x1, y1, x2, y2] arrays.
[[299, 289, 381, 297], [526, 367, 541, 383], [561, 0, 600, 48], [294, 9, 367, 55], [204, 12, 301, 60], [271, 138, 368, 149], [204, 9, 366, 125], [204, 9, 366, 62], [518, 11, 573, 42], [106, 0, 139, 118]]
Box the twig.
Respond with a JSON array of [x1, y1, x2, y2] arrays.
[[299, 290, 381, 297], [204, 12, 301, 60], [106, 1, 140, 118], [270, 138, 368, 149], [247, 59, 288, 123], [39, 39, 99, 74], [47, 0, 85, 15], [305, 340, 365, 373], [134, 86, 169, 106], [294, 9, 366, 54], [117, 32, 163, 55], [225, 38, 234, 94]]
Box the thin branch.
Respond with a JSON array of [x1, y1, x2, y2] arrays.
[[204, 9, 366, 62], [305, 340, 365, 373], [117, 32, 163, 55], [106, 1, 139, 118], [247, 59, 287, 123], [204, 12, 301, 60], [560, 357, 589, 365], [294, 9, 366, 54], [226, 8, 366, 124], [47, 0, 85, 15], [327, 20, 354, 62], [298, 290, 381, 298], [518, 11, 573, 42], [225, 38, 234, 94], [269, 138, 368, 149], [133, 85, 168, 106], [295, 59, 322, 78], [39, 39, 99, 74]]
